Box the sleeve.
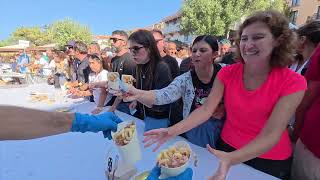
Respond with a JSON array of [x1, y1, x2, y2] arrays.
[[280, 72, 307, 97], [305, 45, 320, 81], [153, 74, 185, 105], [154, 62, 172, 90], [100, 70, 108, 81], [217, 63, 235, 86]]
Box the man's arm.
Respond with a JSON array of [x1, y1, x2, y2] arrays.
[[0, 106, 74, 140]]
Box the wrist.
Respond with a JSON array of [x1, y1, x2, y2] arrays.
[[96, 106, 103, 111]]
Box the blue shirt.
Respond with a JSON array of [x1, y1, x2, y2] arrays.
[[17, 54, 30, 73]]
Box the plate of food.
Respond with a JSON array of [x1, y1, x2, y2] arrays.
[[157, 141, 192, 179]]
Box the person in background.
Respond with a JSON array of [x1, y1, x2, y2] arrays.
[[70, 54, 111, 114], [166, 41, 183, 66], [143, 10, 307, 180], [16, 50, 30, 74], [152, 29, 179, 79], [123, 35, 224, 148], [290, 20, 320, 75], [108, 30, 136, 114], [291, 44, 320, 180], [126, 29, 172, 131], [288, 20, 320, 135], [88, 42, 101, 55], [65, 40, 78, 82], [215, 39, 235, 65], [65, 41, 91, 92], [100, 47, 113, 71]]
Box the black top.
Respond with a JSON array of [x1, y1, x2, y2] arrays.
[[76, 56, 91, 83], [220, 52, 236, 65], [139, 61, 172, 119], [111, 52, 136, 77], [190, 63, 222, 113], [179, 57, 192, 75], [162, 55, 179, 79]]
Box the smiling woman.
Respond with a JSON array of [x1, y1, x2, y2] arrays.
[[142, 10, 307, 180]]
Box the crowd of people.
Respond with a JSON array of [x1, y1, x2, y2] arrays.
[[1, 9, 320, 180]]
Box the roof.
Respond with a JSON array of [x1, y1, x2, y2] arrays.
[[162, 11, 182, 23]]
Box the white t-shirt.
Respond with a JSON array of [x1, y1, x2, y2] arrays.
[[38, 57, 51, 76], [89, 69, 112, 105]]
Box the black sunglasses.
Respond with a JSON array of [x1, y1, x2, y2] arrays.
[[128, 46, 144, 54], [110, 38, 124, 43]]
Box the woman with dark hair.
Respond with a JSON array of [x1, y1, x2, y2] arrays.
[[123, 35, 224, 148], [127, 29, 172, 131], [143, 10, 307, 180], [291, 20, 320, 75]]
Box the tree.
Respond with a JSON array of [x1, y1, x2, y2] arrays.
[[47, 18, 93, 48], [10, 26, 51, 46], [180, 0, 287, 36]]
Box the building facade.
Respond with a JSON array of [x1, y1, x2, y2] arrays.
[[289, 0, 320, 26]]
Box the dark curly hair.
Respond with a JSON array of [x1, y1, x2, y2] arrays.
[[235, 10, 295, 68]]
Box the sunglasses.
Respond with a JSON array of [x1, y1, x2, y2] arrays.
[[110, 38, 124, 43], [128, 46, 144, 54]]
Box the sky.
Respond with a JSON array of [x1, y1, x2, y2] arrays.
[[0, 0, 182, 40]]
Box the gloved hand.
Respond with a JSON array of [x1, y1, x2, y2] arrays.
[[71, 112, 122, 139], [146, 166, 193, 180]]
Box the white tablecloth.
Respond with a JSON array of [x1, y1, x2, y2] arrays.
[[0, 85, 279, 180]]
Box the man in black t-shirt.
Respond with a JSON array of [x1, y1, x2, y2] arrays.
[[108, 30, 136, 115], [152, 29, 183, 125], [152, 29, 179, 79]]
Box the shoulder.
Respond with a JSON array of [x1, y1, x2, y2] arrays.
[[273, 68, 307, 96], [156, 61, 170, 71]]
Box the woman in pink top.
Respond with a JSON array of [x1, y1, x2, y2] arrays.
[[143, 10, 307, 180]]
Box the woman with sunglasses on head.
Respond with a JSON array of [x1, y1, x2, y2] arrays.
[[70, 54, 111, 114], [123, 35, 225, 148], [127, 29, 172, 131], [142, 10, 307, 180]]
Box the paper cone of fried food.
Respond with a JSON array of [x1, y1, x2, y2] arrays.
[[121, 74, 134, 86], [112, 121, 141, 165], [107, 72, 120, 94]]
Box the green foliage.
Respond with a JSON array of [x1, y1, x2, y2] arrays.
[[10, 26, 51, 46], [181, 0, 287, 36], [0, 38, 15, 47], [47, 18, 93, 48], [1, 18, 93, 48]]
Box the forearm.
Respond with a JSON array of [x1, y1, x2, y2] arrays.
[[110, 96, 122, 111], [0, 106, 74, 140], [228, 131, 282, 166], [97, 88, 107, 107], [136, 89, 156, 108], [169, 103, 215, 136]]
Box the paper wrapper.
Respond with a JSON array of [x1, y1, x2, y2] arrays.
[[107, 72, 120, 94], [112, 122, 141, 165], [159, 141, 191, 179]]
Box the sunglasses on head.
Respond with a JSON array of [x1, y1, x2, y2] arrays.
[[110, 38, 124, 43], [128, 46, 144, 54]]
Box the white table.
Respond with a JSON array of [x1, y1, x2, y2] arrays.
[[0, 85, 279, 180], [0, 83, 85, 111]]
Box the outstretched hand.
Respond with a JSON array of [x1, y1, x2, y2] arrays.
[[206, 144, 232, 180], [143, 128, 175, 152]]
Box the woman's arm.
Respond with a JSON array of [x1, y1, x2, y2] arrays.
[[169, 77, 225, 136], [97, 87, 107, 108], [0, 106, 74, 140], [293, 81, 320, 140], [226, 91, 305, 165], [109, 96, 122, 112]]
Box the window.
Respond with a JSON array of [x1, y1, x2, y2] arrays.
[[290, 11, 298, 25], [291, 0, 300, 6], [317, 6, 320, 19]]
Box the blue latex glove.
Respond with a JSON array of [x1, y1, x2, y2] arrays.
[[146, 166, 193, 180], [71, 112, 122, 139]]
